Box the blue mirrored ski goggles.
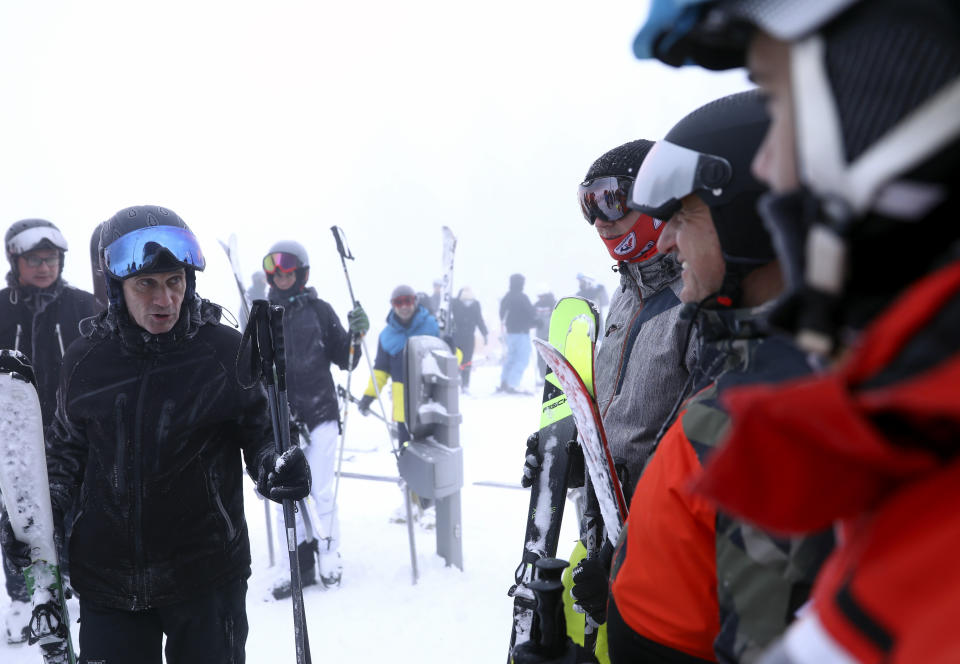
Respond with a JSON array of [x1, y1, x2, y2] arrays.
[[103, 226, 206, 279]]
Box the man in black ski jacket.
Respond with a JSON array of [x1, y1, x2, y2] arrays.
[[6, 206, 312, 663], [262, 239, 368, 595], [450, 286, 488, 393], [0, 218, 99, 645]]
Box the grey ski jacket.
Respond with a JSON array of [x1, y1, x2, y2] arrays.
[[594, 254, 697, 497]]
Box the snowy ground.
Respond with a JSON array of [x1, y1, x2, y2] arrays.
[[2, 359, 580, 663]]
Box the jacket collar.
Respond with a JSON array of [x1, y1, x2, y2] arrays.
[[619, 253, 681, 300]]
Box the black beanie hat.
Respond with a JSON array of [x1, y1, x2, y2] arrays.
[[584, 139, 655, 182]]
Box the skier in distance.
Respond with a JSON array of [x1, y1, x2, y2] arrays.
[[261, 240, 368, 595]]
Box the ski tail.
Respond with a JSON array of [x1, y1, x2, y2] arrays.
[[507, 297, 598, 659], [0, 352, 77, 663], [438, 226, 457, 335]]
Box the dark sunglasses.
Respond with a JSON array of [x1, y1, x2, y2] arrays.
[[391, 295, 417, 307], [23, 255, 60, 268], [578, 176, 634, 225]]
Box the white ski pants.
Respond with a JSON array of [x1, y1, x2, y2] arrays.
[[273, 419, 340, 565]]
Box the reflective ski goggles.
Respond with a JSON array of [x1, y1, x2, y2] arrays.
[[629, 139, 732, 219], [578, 176, 634, 224], [102, 226, 206, 279], [262, 252, 301, 275], [391, 295, 417, 307], [6, 225, 68, 255]]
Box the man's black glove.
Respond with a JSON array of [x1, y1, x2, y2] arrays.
[[257, 446, 312, 502], [570, 539, 615, 625], [357, 394, 374, 416], [0, 509, 31, 570], [521, 431, 541, 488]]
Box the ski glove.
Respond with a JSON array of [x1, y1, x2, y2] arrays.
[[357, 394, 374, 416], [570, 539, 615, 625], [347, 303, 370, 336], [521, 431, 541, 488], [0, 509, 31, 570], [257, 446, 312, 502]]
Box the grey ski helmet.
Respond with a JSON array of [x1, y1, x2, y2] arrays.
[[263, 240, 310, 292]]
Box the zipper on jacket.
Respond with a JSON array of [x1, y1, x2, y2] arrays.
[[14, 324, 21, 352], [205, 469, 237, 541], [55, 323, 65, 356]]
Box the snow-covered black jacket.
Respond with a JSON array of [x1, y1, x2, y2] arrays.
[[268, 287, 360, 431], [45, 296, 275, 611], [499, 274, 536, 334], [0, 279, 100, 427]]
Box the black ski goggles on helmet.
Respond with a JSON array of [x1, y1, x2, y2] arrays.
[[578, 176, 634, 225], [103, 226, 206, 279], [262, 252, 301, 275], [629, 140, 732, 219]]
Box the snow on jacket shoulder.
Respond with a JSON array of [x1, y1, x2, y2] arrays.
[[695, 259, 960, 664], [45, 297, 275, 611], [594, 254, 694, 491]]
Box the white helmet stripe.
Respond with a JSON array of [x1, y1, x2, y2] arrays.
[[6, 225, 69, 255]]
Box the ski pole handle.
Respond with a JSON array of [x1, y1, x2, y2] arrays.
[[253, 300, 275, 386], [330, 226, 357, 306]]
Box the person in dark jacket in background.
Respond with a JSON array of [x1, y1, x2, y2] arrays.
[[0, 218, 99, 645], [262, 240, 368, 595], [450, 286, 488, 393], [531, 285, 556, 382], [498, 273, 537, 394], [1, 206, 311, 663]]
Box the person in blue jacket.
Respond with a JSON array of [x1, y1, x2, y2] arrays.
[[357, 284, 439, 449]]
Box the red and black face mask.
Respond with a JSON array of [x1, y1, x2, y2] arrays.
[[600, 213, 665, 263]]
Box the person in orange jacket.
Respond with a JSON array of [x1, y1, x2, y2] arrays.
[[632, 0, 960, 662]]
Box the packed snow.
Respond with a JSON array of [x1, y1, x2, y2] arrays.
[[1, 360, 581, 663]]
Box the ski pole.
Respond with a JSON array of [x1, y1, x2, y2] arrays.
[[253, 301, 312, 664], [331, 226, 418, 585], [337, 385, 389, 424], [328, 334, 357, 551], [219, 236, 275, 568]]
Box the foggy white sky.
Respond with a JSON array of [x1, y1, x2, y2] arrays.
[[1, 1, 750, 330]]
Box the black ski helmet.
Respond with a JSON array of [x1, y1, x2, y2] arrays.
[[5, 218, 69, 287], [98, 205, 205, 310], [630, 90, 773, 304], [263, 240, 310, 292]]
